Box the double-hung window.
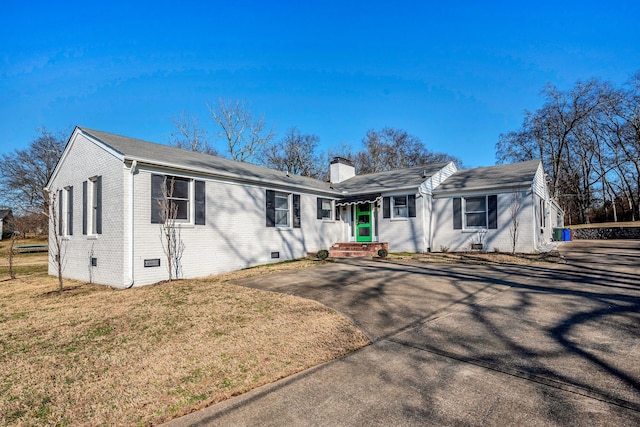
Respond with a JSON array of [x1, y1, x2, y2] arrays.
[[61, 186, 73, 236], [464, 197, 486, 228], [317, 198, 333, 220], [83, 176, 102, 235], [393, 196, 408, 218], [167, 176, 190, 221], [275, 192, 290, 227], [453, 195, 498, 230], [266, 190, 301, 228], [151, 174, 206, 225], [57, 187, 73, 236], [382, 195, 416, 219]]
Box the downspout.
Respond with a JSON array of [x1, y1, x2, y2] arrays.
[[418, 183, 431, 253], [531, 183, 538, 252], [126, 160, 137, 288]]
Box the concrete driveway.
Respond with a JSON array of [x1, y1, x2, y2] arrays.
[[166, 240, 640, 426]]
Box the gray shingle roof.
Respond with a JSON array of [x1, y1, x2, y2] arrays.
[[433, 160, 541, 193], [80, 127, 339, 194], [78, 127, 537, 198], [334, 163, 450, 194]]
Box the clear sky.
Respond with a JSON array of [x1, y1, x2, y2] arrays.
[[1, 0, 639, 168]]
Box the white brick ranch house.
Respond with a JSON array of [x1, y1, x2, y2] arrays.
[[45, 127, 563, 288]]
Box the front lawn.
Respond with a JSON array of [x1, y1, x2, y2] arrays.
[[0, 260, 369, 426]]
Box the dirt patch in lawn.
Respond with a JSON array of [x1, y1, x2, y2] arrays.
[[0, 260, 369, 426]]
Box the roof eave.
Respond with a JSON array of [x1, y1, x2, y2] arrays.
[[433, 181, 533, 195], [126, 156, 341, 197]]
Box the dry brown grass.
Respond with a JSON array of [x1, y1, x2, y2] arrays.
[[0, 259, 370, 426], [568, 220, 640, 229], [386, 250, 566, 265]]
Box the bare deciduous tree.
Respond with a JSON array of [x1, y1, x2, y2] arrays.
[[48, 190, 66, 292], [157, 177, 185, 282], [0, 128, 66, 216], [169, 112, 217, 155], [355, 128, 461, 174], [6, 214, 18, 280], [496, 73, 640, 224], [208, 99, 275, 163], [509, 190, 522, 254], [262, 128, 324, 179]]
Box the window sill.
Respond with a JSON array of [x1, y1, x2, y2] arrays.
[[390, 217, 408, 221], [86, 235, 98, 240], [461, 228, 488, 233]]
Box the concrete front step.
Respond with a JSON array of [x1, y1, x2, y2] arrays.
[[329, 250, 375, 258], [329, 242, 389, 258]]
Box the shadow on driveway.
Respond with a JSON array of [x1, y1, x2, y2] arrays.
[[166, 240, 640, 426]]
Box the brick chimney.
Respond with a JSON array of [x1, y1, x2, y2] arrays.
[[330, 157, 355, 183]]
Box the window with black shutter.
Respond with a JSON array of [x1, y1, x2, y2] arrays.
[[82, 181, 87, 235], [266, 190, 275, 227], [195, 180, 205, 225], [66, 186, 73, 235], [293, 194, 301, 228], [383, 197, 390, 218], [453, 195, 498, 230], [151, 174, 199, 225], [453, 198, 462, 230]]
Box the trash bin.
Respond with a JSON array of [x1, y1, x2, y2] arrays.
[[562, 228, 571, 241], [553, 228, 563, 242]]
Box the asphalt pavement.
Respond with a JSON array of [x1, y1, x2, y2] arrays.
[[164, 240, 640, 426]]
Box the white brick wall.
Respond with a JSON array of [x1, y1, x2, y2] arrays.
[[48, 132, 126, 287], [50, 135, 560, 287], [377, 192, 426, 252], [131, 169, 343, 286], [431, 188, 537, 253]]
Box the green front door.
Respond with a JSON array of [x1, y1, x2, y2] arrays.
[[356, 203, 372, 242]]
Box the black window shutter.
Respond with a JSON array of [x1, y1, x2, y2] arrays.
[[68, 186, 73, 235], [96, 176, 103, 234], [383, 197, 390, 218], [82, 181, 87, 235], [151, 174, 164, 224], [317, 198, 323, 220], [195, 180, 205, 225], [58, 189, 63, 235], [453, 197, 462, 230], [293, 194, 301, 228], [266, 190, 275, 227], [408, 194, 416, 217], [488, 195, 498, 229]]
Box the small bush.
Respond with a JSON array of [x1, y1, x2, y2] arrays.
[[377, 248, 388, 258], [316, 250, 329, 260], [440, 245, 449, 253]]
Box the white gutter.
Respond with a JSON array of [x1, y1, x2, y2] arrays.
[[126, 160, 137, 288], [125, 157, 340, 197], [531, 183, 538, 251]]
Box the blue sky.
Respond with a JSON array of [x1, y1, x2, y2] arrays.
[[1, 0, 639, 168]]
